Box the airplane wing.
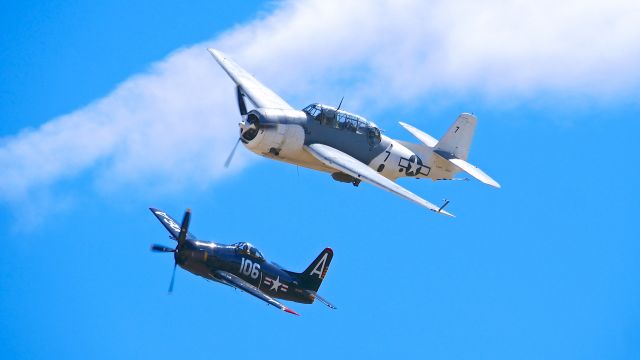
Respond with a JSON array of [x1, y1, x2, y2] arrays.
[[213, 270, 300, 316], [149, 208, 197, 241], [207, 48, 294, 110], [304, 144, 454, 217]]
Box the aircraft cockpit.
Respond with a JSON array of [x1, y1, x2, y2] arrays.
[[303, 103, 381, 145], [233, 242, 265, 261]]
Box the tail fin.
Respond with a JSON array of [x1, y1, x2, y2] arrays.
[[435, 113, 477, 160], [400, 115, 500, 188], [298, 248, 333, 292]]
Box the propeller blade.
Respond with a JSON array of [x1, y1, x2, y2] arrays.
[[224, 138, 241, 168], [236, 85, 247, 116], [168, 262, 177, 293], [177, 209, 191, 244], [151, 244, 175, 252]]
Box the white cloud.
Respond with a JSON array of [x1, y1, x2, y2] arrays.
[[218, 0, 640, 105], [0, 46, 246, 202], [1, 0, 639, 205]]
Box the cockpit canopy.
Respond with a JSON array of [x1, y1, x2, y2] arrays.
[[303, 103, 381, 142], [233, 242, 264, 261]]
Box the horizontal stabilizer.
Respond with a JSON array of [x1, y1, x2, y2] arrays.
[[434, 150, 501, 188], [306, 290, 337, 309], [399, 121, 438, 148]]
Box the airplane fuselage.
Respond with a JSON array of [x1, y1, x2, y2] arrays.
[[175, 239, 315, 304], [240, 104, 455, 184]]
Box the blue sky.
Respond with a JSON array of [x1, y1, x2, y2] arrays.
[[1, 1, 639, 359]]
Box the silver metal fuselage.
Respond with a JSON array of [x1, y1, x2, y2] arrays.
[[240, 105, 455, 182]]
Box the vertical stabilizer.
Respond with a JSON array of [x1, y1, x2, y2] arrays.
[[298, 248, 333, 292], [435, 113, 477, 160]]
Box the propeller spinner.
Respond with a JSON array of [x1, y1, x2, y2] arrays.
[[224, 85, 276, 167]]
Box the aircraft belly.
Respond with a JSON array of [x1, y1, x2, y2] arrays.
[[257, 149, 335, 173]]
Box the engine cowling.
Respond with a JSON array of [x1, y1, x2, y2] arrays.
[[241, 108, 307, 159]]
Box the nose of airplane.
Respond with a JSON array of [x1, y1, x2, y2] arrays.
[[173, 248, 183, 265], [173, 243, 193, 266]]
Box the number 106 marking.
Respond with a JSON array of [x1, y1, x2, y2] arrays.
[[240, 258, 260, 279]]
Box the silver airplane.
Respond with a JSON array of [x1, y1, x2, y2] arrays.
[[209, 49, 500, 217]]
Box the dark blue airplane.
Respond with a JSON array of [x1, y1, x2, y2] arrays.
[[149, 208, 335, 315]]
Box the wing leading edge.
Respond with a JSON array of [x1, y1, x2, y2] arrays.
[[398, 121, 438, 148], [149, 207, 197, 241], [213, 270, 299, 316], [207, 48, 293, 110], [304, 144, 454, 217]]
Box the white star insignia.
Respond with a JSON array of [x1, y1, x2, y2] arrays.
[[269, 276, 282, 292]]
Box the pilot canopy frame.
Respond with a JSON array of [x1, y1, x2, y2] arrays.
[[233, 242, 265, 261], [303, 103, 381, 146]]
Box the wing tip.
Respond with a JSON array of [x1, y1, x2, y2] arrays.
[[207, 48, 225, 62], [431, 203, 455, 217], [398, 121, 416, 132], [480, 176, 501, 189], [438, 210, 456, 218], [284, 307, 300, 316]]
